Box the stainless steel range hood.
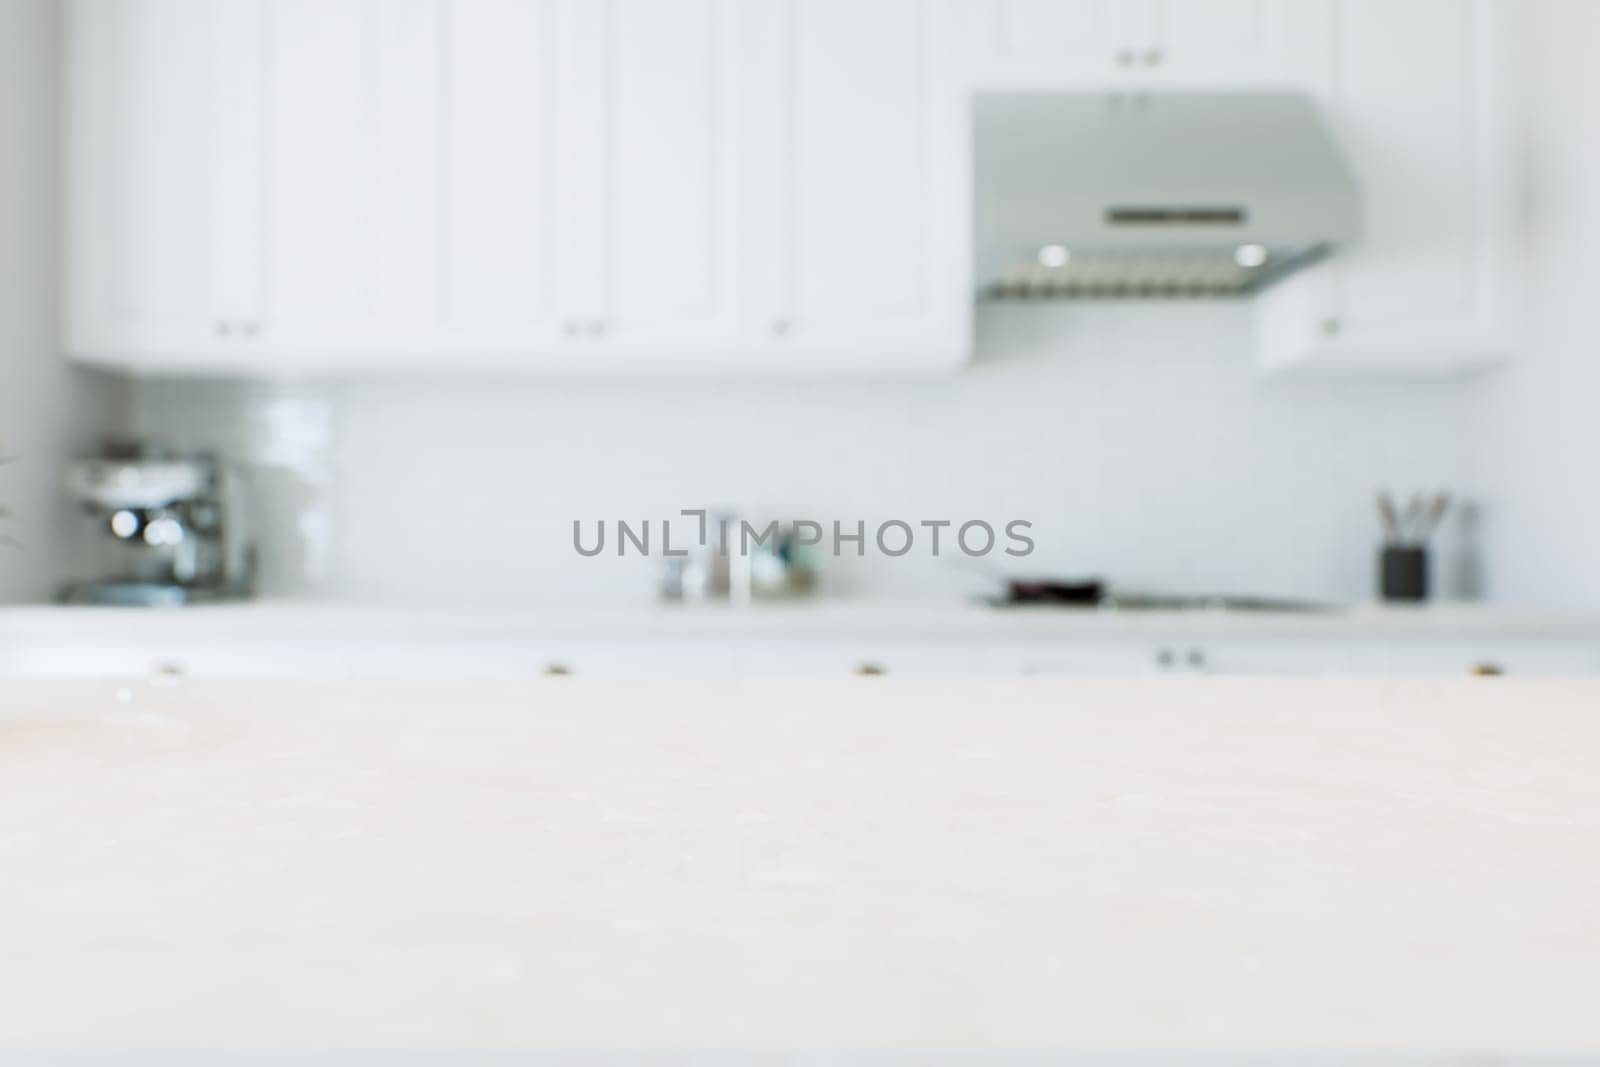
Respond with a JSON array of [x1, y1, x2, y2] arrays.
[[976, 92, 1360, 299]]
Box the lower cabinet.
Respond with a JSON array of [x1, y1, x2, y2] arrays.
[[740, 638, 1600, 679], [4, 630, 1595, 681], [1143, 640, 1600, 677]]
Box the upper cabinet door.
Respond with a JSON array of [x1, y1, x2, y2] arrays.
[[258, 0, 437, 352], [436, 0, 746, 363], [64, 0, 437, 367], [61, 0, 967, 374], [1153, 0, 1291, 77], [987, 0, 1156, 67], [743, 0, 969, 368], [1256, 0, 1514, 373], [595, 0, 745, 354], [964, 0, 1292, 85], [62, 0, 249, 361], [436, 0, 573, 352]]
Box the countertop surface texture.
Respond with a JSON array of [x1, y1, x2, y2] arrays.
[[2, 678, 1599, 1060]]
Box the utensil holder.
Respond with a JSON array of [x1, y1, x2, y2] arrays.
[[1380, 545, 1428, 602]]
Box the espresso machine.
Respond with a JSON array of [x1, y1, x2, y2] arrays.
[[60, 442, 256, 606]]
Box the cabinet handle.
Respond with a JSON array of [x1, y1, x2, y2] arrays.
[[543, 663, 572, 677], [1470, 662, 1505, 677], [216, 320, 262, 339], [854, 662, 885, 677]]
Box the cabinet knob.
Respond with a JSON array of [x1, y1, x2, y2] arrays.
[[215, 321, 234, 338], [771, 318, 791, 337], [1322, 317, 1342, 337], [586, 319, 607, 337], [239, 321, 260, 338], [563, 320, 581, 338], [1115, 48, 1135, 67], [1143, 48, 1162, 66], [1186, 648, 1207, 669], [1155, 648, 1176, 669]]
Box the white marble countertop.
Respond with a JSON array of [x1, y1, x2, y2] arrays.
[[6, 597, 1600, 642], [2, 677, 1599, 1058]]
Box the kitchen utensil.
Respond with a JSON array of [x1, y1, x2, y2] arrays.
[[1377, 492, 1400, 543], [1377, 490, 1450, 546]]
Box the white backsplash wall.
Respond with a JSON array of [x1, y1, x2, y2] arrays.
[[0, 0, 126, 605], [125, 303, 1477, 606], [126, 380, 338, 599]]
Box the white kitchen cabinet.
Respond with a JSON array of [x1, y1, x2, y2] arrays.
[[433, 0, 601, 359], [63, 0, 971, 376], [63, 0, 435, 368], [597, 0, 746, 355], [442, 0, 967, 370], [4, 612, 1597, 680], [260, 0, 439, 353], [62, 0, 246, 360], [1255, 0, 1515, 374], [738, 0, 970, 371], [733, 640, 1012, 679], [437, 0, 747, 363], [1141, 639, 1600, 677], [963, 0, 1297, 86]]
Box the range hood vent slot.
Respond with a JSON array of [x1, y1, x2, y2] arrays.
[[1106, 206, 1247, 226]]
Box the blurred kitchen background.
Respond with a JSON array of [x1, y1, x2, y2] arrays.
[[2, 0, 1599, 676]]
